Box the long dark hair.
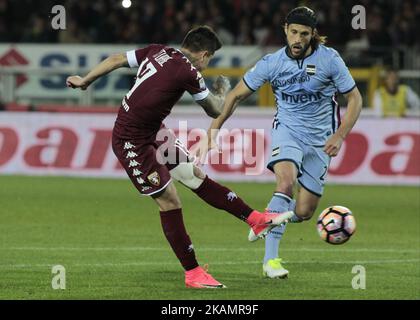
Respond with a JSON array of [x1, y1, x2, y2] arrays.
[[311, 29, 327, 49]]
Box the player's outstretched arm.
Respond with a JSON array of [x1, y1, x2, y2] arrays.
[[211, 79, 253, 132], [192, 79, 253, 163], [324, 87, 363, 157], [196, 75, 231, 118], [66, 53, 129, 90]]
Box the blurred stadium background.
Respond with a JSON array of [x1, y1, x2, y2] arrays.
[[0, 0, 419, 300]]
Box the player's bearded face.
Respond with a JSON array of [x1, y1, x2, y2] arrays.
[[285, 24, 313, 58]]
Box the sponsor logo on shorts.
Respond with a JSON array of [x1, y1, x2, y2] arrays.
[[147, 171, 161, 186]]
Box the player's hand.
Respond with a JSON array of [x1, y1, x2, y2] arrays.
[[66, 75, 89, 90], [213, 75, 231, 96], [324, 132, 344, 157], [190, 137, 220, 166]]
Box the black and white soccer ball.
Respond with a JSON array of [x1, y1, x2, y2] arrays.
[[316, 206, 356, 245]]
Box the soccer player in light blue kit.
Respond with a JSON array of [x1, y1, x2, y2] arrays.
[[192, 7, 363, 278]]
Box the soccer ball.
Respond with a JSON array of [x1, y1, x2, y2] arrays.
[[316, 206, 356, 245]]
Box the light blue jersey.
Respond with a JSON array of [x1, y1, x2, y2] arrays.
[[244, 44, 355, 147]]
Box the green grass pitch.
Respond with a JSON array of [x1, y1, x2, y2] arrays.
[[0, 176, 418, 299]]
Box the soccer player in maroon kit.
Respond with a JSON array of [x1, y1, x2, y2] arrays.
[[67, 26, 293, 288]]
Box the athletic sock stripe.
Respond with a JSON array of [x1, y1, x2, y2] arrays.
[[273, 192, 292, 202]]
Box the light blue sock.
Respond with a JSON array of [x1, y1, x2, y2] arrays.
[[288, 199, 301, 222], [264, 192, 292, 264]]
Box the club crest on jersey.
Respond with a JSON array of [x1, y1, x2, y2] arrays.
[[306, 64, 316, 76], [147, 171, 160, 186]]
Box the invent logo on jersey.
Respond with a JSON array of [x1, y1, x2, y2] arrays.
[[281, 92, 323, 104]]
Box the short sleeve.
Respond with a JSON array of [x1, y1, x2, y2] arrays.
[[330, 51, 356, 94], [243, 54, 271, 91], [126, 47, 151, 68], [179, 63, 209, 101]]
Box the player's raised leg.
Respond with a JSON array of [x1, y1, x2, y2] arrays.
[[157, 126, 292, 239], [171, 162, 293, 239]]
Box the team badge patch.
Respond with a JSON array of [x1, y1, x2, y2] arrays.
[[147, 171, 160, 186], [306, 64, 316, 75]]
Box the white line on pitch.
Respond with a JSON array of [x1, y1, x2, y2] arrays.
[[0, 259, 419, 270], [1, 247, 418, 253]]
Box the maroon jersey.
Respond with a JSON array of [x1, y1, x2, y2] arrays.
[[113, 44, 209, 142]]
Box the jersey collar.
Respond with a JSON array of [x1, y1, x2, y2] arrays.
[[285, 45, 317, 69]]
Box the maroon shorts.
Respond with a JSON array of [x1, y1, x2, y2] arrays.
[[112, 125, 192, 196]]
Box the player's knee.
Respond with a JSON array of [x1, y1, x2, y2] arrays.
[[163, 196, 182, 211], [152, 184, 182, 211], [296, 206, 316, 220], [169, 162, 204, 189], [192, 165, 206, 179], [276, 180, 294, 196]]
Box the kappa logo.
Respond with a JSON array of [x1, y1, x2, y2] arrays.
[[132, 168, 143, 176], [141, 186, 152, 192], [227, 192, 238, 202], [126, 151, 138, 159], [147, 171, 160, 186], [137, 177, 145, 185], [124, 142, 135, 150], [129, 160, 141, 168]]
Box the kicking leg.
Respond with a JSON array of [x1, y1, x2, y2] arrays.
[[159, 127, 290, 240], [153, 182, 226, 288], [170, 163, 292, 238]]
